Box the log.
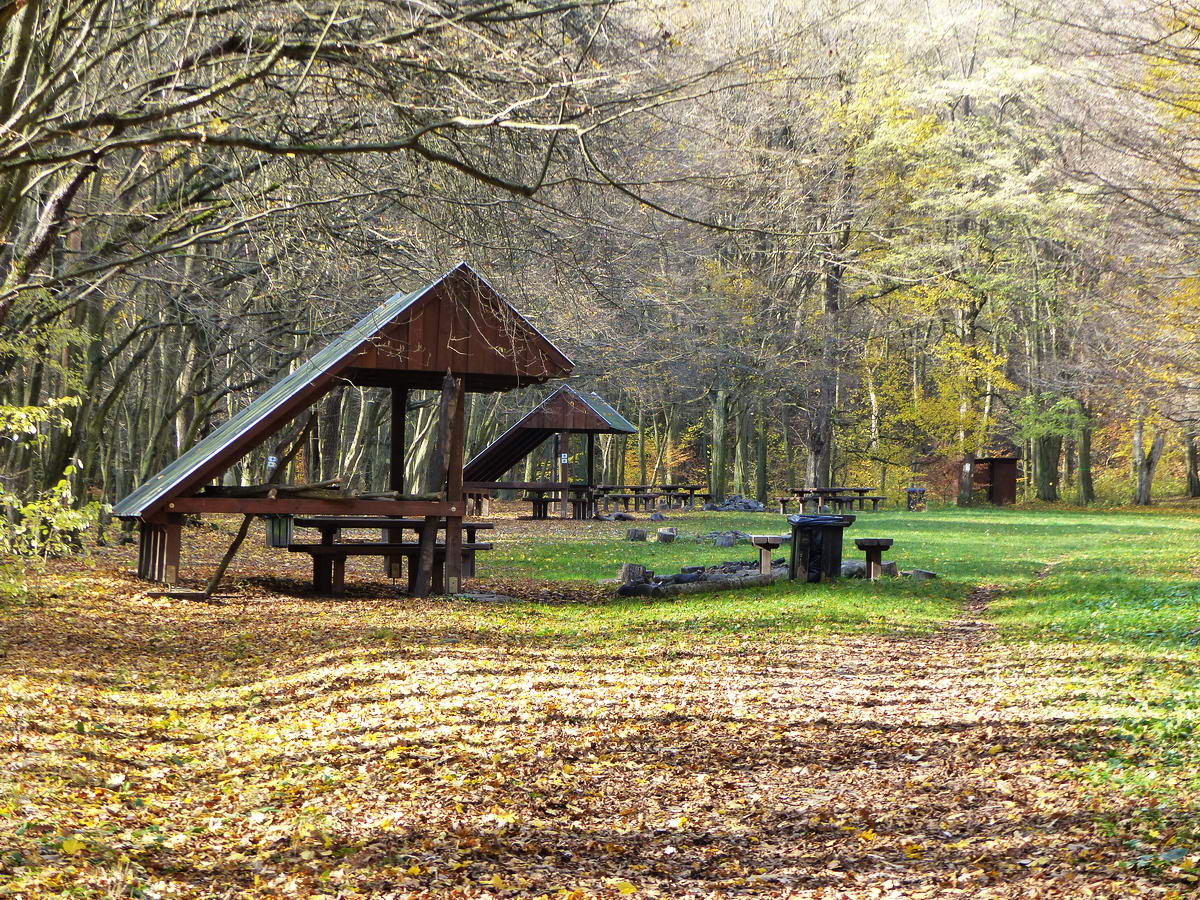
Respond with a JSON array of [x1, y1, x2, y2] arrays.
[[619, 573, 782, 598], [618, 563, 648, 584], [656, 527, 677, 544], [200, 478, 341, 498], [626, 528, 647, 542]]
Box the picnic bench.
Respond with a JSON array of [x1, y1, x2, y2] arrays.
[[289, 516, 494, 595], [784, 487, 886, 513], [652, 484, 705, 508], [596, 485, 654, 512]]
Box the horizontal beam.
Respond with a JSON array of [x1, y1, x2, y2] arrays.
[[158, 498, 463, 517], [465, 481, 590, 491]]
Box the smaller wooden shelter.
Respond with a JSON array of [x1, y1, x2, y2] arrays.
[[464, 385, 635, 517], [114, 262, 573, 591], [973, 456, 1020, 505]]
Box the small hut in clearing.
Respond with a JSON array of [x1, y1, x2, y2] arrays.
[[973, 456, 1021, 505], [114, 262, 572, 593]]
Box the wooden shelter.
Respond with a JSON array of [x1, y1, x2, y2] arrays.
[[114, 262, 573, 591], [973, 456, 1020, 505], [463, 385, 635, 517]]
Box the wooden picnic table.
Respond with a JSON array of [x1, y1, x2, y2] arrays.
[[652, 483, 705, 508], [290, 516, 494, 594], [792, 489, 868, 496]]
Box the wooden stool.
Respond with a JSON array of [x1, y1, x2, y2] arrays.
[[750, 534, 785, 575], [854, 538, 894, 581]]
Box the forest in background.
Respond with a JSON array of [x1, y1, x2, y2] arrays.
[[2, 0, 1200, 551]]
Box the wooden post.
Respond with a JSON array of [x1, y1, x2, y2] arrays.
[[412, 374, 457, 597], [163, 516, 182, 585], [387, 387, 408, 578], [137, 516, 183, 584], [558, 431, 570, 518], [444, 377, 466, 594], [586, 432, 596, 517]]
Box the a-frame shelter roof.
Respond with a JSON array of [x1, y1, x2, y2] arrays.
[[463, 385, 635, 483], [115, 262, 573, 520]]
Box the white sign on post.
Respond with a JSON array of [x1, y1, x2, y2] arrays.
[[560, 453, 569, 464], [267, 455, 279, 470]]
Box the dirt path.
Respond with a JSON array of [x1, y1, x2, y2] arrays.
[[0, 575, 1178, 898]]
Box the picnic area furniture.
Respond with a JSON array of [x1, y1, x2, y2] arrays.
[[463, 385, 636, 519], [114, 263, 573, 595], [787, 514, 855, 582], [289, 516, 495, 594], [596, 485, 655, 512], [652, 484, 705, 508], [750, 534, 785, 575], [787, 487, 883, 513], [854, 537, 893, 581]]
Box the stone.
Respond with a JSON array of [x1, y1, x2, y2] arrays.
[[650, 511, 666, 521], [907, 568, 937, 580], [656, 527, 677, 544], [714, 534, 737, 548], [674, 571, 704, 584], [626, 528, 647, 542], [841, 559, 868, 578], [880, 561, 900, 577], [681, 565, 705, 574], [612, 511, 636, 521], [705, 494, 767, 512]]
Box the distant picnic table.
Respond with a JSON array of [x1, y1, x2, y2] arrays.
[[596, 483, 708, 511], [780, 487, 886, 514]]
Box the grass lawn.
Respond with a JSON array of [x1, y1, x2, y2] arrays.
[[1, 503, 1198, 897]]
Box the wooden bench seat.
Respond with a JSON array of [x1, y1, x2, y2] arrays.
[[288, 540, 493, 595]]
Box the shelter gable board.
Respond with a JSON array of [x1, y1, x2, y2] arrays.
[[345, 266, 571, 389], [521, 386, 637, 434], [114, 262, 572, 520]]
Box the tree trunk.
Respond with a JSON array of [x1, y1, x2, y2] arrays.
[[1078, 415, 1095, 505], [733, 403, 752, 496], [636, 403, 646, 485], [710, 389, 729, 502], [1132, 417, 1165, 506], [957, 452, 976, 507], [1186, 428, 1200, 499], [1034, 435, 1061, 502], [756, 400, 768, 505]]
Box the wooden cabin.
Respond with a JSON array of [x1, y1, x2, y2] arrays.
[[973, 456, 1020, 505]]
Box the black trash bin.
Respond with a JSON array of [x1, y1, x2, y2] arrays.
[[787, 514, 856, 582], [905, 487, 927, 511]]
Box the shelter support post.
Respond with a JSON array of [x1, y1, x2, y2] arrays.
[[412, 373, 460, 597], [558, 431, 570, 519], [443, 377, 467, 593], [387, 387, 408, 578], [587, 433, 596, 517]]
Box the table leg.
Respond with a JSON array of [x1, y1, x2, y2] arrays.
[[313, 556, 331, 593], [865, 549, 882, 581], [332, 555, 346, 594]]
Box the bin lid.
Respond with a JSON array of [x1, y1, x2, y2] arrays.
[[787, 515, 853, 527]]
